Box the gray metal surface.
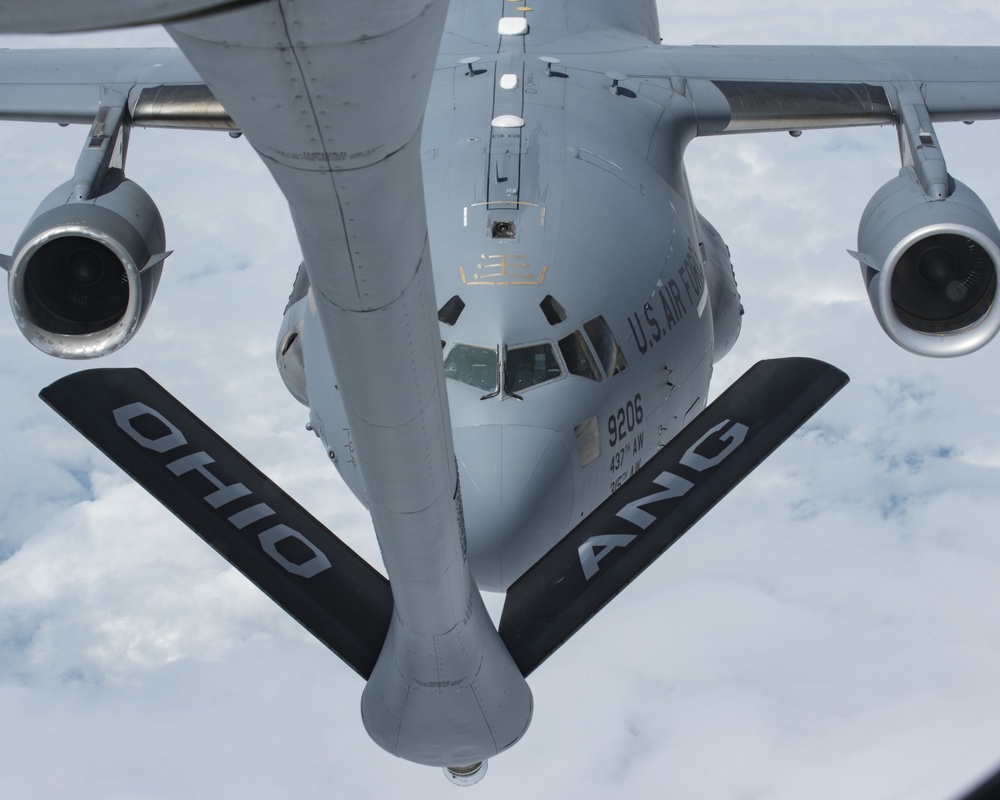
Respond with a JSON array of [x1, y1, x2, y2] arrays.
[[130, 84, 231, 130], [166, 0, 532, 769], [0, 1, 244, 33]]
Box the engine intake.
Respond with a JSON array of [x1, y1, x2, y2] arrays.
[[856, 168, 1000, 357], [7, 171, 168, 358]]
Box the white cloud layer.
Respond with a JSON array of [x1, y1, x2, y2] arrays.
[[1, 3, 999, 798]]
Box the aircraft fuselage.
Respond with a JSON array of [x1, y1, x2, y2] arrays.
[[281, 2, 742, 591]]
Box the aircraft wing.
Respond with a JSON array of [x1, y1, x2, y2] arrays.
[[593, 45, 1000, 134], [0, 48, 232, 129], [1, 43, 998, 137]]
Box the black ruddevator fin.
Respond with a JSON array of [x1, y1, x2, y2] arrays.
[[499, 357, 849, 676], [41, 368, 392, 679]]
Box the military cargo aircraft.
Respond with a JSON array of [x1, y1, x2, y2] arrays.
[[1, 0, 999, 788]]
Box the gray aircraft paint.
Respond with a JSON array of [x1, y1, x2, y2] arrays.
[[165, 0, 534, 769], [289, 1, 739, 594]]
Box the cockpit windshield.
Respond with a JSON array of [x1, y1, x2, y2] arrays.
[[584, 315, 628, 376], [444, 341, 571, 398], [444, 344, 498, 392], [504, 343, 562, 394]]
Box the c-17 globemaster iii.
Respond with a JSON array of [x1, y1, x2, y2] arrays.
[[1, 0, 999, 785]]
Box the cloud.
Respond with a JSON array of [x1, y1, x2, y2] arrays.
[[0, 3, 999, 799]]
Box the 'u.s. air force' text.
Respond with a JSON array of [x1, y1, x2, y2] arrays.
[[626, 247, 708, 354]]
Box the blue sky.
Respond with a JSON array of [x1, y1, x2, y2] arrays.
[[0, 2, 999, 798]]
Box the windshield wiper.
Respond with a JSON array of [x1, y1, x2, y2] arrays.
[[480, 345, 501, 400], [501, 344, 523, 401]]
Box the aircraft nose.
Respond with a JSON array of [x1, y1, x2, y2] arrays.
[[454, 425, 574, 591]]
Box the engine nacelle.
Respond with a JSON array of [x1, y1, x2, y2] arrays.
[[856, 167, 1000, 357], [6, 170, 168, 359]]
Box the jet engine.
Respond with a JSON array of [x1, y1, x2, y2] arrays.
[[856, 167, 1000, 357], [6, 169, 168, 358]]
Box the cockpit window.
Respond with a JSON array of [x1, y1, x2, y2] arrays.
[[558, 331, 601, 381], [505, 343, 562, 394], [584, 315, 628, 377], [438, 295, 465, 326], [444, 344, 498, 392], [540, 295, 567, 325]]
